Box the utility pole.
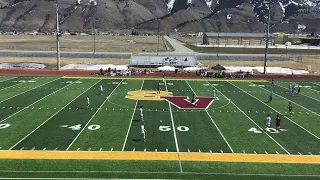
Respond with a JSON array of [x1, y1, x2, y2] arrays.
[[56, 0, 60, 70], [263, 2, 271, 74], [157, 20, 160, 55], [93, 21, 96, 58]]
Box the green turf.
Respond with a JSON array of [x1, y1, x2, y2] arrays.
[[0, 159, 318, 179], [0, 76, 319, 179]]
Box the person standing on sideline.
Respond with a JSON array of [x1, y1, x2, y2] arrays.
[[265, 114, 271, 132], [162, 72, 166, 83]]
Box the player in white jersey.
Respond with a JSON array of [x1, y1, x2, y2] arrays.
[[140, 106, 143, 121], [86, 95, 90, 109], [289, 83, 292, 93], [265, 114, 271, 132], [213, 89, 216, 99], [140, 122, 146, 142], [100, 84, 103, 95]]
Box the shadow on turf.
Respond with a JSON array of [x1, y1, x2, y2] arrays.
[[132, 138, 141, 141]]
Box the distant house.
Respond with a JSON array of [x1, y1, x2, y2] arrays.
[[203, 32, 275, 46]]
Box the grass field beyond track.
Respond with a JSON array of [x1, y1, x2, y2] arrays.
[[0, 76, 319, 179]]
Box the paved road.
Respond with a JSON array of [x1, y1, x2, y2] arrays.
[[163, 36, 194, 53], [0, 50, 289, 61]]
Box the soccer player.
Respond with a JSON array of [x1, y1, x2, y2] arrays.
[[140, 122, 146, 142], [157, 84, 161, 94], [271, 79, 274, 89], [140, 106, 143, 121], [291, 84, 295, 96], [162, 73, 165, 83], [297, 86, 301, 96], [288, 102, 293, 117], [268, 91, 273, 103], [213, 88, 216, 99], [289, 83, 292, 93], [275, 115, 281, 133], [191, 94, 196, 104], [100, 84, 103, 95], [86, 95, 90, 109], [265, 114, 271, 132]]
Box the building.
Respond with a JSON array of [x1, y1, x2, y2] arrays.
[[203, 32, 275, 46]]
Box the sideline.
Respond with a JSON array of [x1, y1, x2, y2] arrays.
[[0, 151, 319, 164]]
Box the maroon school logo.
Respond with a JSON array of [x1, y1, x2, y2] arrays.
[[126, 90, 215, 109]]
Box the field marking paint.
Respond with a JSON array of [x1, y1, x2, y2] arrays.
[[121, 80, 144, 151], [0, 78, 57, 105], [66, 79, 123, 150], [215, 82, 290, 154], [243, 82, 320, 140], [0, 77, 15, 83], [165, 79, 183, 173], [0, 151, 318, 164], [0, 77, 32, 92], [9, 80, 102, 150], [0, 171, 320, 178], [185, 80, 234, 153], [275, 84, 320, 103], [258, 83, 320, 117], [0, 79, 80, 124]]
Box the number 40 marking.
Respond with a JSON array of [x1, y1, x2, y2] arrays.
[[65, 124, 100, 131]]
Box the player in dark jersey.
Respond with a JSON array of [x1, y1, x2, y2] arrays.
[[157, 84, 161, 94], [271, 79, 274, 89], [288, 102, 293, 117], [297, 86, 301, 96], [191, 94, 196, 105], [275, 115, 281, 133], [268, 91, 273, 103]]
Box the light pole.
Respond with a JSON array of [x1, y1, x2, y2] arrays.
[[56, 0, 60, 70], [93, 22, 96, 58], [157, 20, 160, 55], [263, 2, 271, 74]]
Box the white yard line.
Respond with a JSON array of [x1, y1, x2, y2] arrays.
[[9, 80, 102, 150], [210, 81, 290, 154], [231, 82, 320, 141], [0, 78, 29, 92], [275, 84, 320, 102], [165, 79, 183, 173], [0, 78, 56, 104], [185, 80, 234, 153], [0, 79, 80, 123], [0, 77, 15, 83], [66, 79, 123, 150], [0, 171, 319, 178], [121, 80, 144, 151], [257, 83, 320, 117]]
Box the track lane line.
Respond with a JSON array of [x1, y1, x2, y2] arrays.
[[185, 80, 234, 153], [210, 81, 290, 154], [0, 79, 80, 124], [165, 79, 183, 173], [230, 82, 320, 141], [8, 79, 102, 150], [66, 79, 124, 150], [121, 80, 144, 151]]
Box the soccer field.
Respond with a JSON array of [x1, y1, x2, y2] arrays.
[[0, 76, 319, 179]]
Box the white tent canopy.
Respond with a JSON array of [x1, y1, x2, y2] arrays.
[[157, 66, 176, 71], [183, 67, 202, 71]]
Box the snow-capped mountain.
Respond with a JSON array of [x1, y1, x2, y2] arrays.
[[0, 0, 319, 33]]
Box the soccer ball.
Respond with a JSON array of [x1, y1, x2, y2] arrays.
[[160, 120, 162, 123]]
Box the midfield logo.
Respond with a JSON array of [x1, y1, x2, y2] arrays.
[[126, 90, 215, 109]]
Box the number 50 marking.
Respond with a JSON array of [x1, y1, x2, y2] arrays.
[[159, 125, 189, 132]]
